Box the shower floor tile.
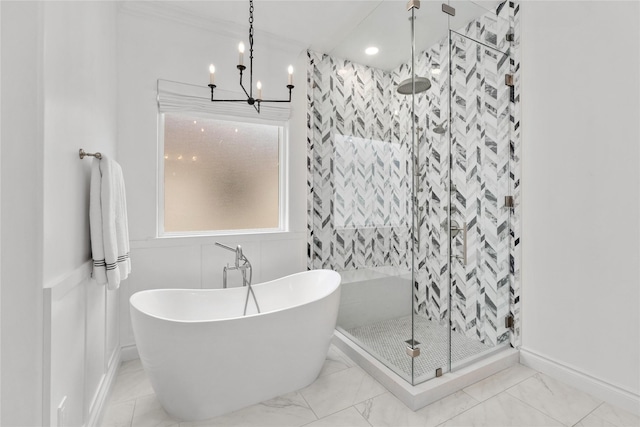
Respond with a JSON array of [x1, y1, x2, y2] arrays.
[[344, 315, 494, 382]]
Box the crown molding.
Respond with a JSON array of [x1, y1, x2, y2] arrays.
[[118, 1, 307, 55]]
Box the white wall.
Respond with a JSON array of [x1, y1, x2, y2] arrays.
[[41, 3, 121, 425], [1, 2, 44, 425], [116, 4, 308, 353], [1, 1, 120, 425], [520, 1, 640, 413]]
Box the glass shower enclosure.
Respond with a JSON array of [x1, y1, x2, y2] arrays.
[[307, 0, 514, 386]]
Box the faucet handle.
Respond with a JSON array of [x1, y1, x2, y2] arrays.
[[235, 245, 243, 265], [215, 242, 236, 252]]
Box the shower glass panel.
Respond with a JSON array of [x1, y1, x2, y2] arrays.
[[323, 1, 418, 383], [447, 28, 512, 372], [408, 2, 452, 384], [410, 0, 514, 384], [311, 0, 513, 387]]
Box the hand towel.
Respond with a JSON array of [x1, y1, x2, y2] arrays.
[[90, 156, 131, 290]]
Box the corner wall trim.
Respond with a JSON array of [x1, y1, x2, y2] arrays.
[[519, 347, 640, 416]]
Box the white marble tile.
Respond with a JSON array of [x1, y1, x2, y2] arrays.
[[301, 407, 370, 427], [574, 412, 618, 427], [355, 392, 427, 427], [318, 346, 352, 377], [590, 402, 640, 427], [131, 394, 180, 427], [110, 368, 155, 404], [180, 391, 317, 427], [329, 344, 357, 368], [101, 399, 135, 427], [354, 390, 478, 427], [441, 392, 563, 426], [463, 363, 537, 402], [507, 373, 603, 426], [300, 366, 387, 418], [417, 391, 480, 427]]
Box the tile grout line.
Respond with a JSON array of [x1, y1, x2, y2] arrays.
[[568, 401, 606, 427], [431, 373, 543, 427], [298, 389, 321, 425], [465, 366, 539, 403], [505, 388, 579, 426], [430, 390, 488, 426], [127, 396, 136, 427]]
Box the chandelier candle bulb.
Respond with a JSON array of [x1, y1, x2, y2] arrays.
[[238, 42, 245, 66], [209, 64, 215, 85], [288, 65, 293, 85], [256, 81, 262, 100]]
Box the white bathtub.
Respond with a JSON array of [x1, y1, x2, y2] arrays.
[[129, 269, 341, 421]]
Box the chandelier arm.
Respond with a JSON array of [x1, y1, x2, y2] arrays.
[[256, 85, 294, 103], [211, 99, 253, 102], [238, 68, 252, 100]]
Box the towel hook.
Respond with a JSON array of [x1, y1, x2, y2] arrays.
[[79, 149, 102, 160]]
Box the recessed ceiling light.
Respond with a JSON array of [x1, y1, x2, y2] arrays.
[[365, 46, 379, 56]]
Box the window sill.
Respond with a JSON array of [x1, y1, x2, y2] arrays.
[[130, 230, 306, 249]]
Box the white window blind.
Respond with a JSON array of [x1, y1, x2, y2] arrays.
[[157, 79, 291, 122]]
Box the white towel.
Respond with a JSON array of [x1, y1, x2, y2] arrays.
[[90, 156, 131, 290]]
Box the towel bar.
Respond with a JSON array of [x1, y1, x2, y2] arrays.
[[79, 149, 102, 160]]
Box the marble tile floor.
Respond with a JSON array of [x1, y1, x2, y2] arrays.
[[102, 345, 639, 427]]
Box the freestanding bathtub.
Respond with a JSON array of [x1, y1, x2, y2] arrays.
[[129, 269, 341, 421]]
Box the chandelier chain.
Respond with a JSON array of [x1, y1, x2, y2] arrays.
[[249, 0, 254, 52]]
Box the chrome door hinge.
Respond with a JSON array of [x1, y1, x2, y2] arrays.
[[405, 339, 421, 358], [505, 315, 514, 329], [504, 195, 514, 208], [505, 74, 514, 87], [407, 0, 420, 11], [442, 3, 455, 16]]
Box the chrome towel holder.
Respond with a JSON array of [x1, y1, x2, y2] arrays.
[[79, 148, 102, 160]]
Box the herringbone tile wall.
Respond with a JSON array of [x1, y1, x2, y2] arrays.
[[307, 0, 521, 349]]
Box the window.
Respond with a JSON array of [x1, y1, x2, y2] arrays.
[[161, 113, 284, 234]]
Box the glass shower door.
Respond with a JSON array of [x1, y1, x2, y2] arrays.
[[448, 30, 512, 369]]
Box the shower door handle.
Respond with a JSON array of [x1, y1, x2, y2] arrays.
[[451, 221, 467, 265]]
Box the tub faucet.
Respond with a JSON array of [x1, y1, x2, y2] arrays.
[[215, 242, 260, 315], [215, 242, 243, 270]]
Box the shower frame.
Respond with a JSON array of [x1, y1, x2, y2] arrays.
[[306, 0, 522, 393]]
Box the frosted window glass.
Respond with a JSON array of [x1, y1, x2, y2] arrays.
[[163, 114, 280, 232]]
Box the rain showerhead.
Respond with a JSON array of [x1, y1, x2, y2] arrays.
[[396, 76, 431, 95]]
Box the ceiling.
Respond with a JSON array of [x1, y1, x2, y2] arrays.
[[139, 0, 505, 71]]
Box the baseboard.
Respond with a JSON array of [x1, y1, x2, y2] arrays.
[[86, 347, 121, 427], [519, 347, 640, 416], [120, 343, 139, 362]]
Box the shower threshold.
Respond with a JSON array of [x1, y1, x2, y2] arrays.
[[333, 329, 519, 411]]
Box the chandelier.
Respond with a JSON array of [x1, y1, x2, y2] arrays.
[[208, 0, 294, 114]]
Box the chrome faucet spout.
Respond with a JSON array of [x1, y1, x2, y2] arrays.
[[215, 242, 244, 268]]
